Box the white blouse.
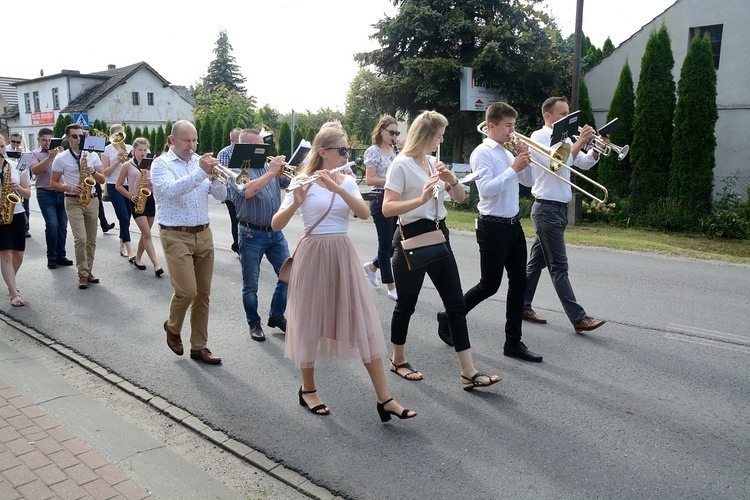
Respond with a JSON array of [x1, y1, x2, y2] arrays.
[[384, 154, 447, 225], [279, 175, 363, 235]]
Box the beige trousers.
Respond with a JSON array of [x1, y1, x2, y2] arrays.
[[64, 196, 98, 278], [160, 227, 215, 350]]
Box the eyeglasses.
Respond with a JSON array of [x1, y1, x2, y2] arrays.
[[325, 147, 350, 156], [385, 130, 400, 137], [10, 140, 21, 145], [69, 134, 82, 139]]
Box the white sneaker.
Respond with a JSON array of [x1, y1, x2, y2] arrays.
[[363, 262, 379, 287], [387, 289, 398, 301]]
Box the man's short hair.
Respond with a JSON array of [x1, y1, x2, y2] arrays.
[[9, 132, 21, 139], [65, 124, 82, 136], [38, 127, 54, 136], [486, 102, 517, 124], [542, 96, 568, 116]]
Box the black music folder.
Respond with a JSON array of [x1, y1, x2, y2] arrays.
[[50, 138, 64, 150], [550, 110, 581, 146], [598, 118, 622, 137], [288, 140, 312, 167], [229, 143, 270, 169], [137, 158, 154, 170]]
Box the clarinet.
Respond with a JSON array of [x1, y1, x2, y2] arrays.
[[392, 139, 399, 155]]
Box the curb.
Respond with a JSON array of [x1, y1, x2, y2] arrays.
[[0, 313, 340, 500]]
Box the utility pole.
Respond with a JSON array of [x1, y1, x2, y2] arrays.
[[571, 0, 585, 110]]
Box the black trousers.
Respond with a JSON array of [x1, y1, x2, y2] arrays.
[[391, 218, 471, 352], [225, 200, 238, 250], [94, 183, 108, 226], [463, 218, 527, 344]]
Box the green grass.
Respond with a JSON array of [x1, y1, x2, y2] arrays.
[[445, 207, 750, 264]]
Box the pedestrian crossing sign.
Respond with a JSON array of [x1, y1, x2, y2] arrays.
[[73, 113, 89, 129]]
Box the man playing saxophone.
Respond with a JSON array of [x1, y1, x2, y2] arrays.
[[50, 124, 107, 289]]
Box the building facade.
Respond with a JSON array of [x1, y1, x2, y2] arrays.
[[0, 62, 194, 147], [584, 0, 749, 199]]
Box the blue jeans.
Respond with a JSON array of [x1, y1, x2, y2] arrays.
[[36, 190, 68, 261], [238, 225, 290, 325], [107, 183, 132, 242], [368, 194, 397, 284]]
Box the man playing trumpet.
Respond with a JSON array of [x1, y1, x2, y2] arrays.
[[523, 96, 606, 333], [227, 129, 291, 342]]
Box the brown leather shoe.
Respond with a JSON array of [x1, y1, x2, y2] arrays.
[[164, 320, 183, 356], [522, 309, 547, 324], [574, 316, 606, 333], [190, 348, 222, 365], [87, 274, 100, 284], [78, 276, 88, 289]]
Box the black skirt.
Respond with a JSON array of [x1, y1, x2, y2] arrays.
[[131, 195, 156, 219], [0, 212, 26, 251]]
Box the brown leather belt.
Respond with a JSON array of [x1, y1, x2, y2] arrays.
[[158, 223, 209, 233]]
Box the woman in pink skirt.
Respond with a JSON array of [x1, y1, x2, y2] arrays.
[[272, 124, 416, 422]]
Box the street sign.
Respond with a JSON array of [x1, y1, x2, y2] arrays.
[[73, 113, 89, 129], [459, 67, 504, 112]]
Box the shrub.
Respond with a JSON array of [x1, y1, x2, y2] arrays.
[[582, 199, 617, 223], [700, 173, 750, 239], [635, 198, 699, 232]]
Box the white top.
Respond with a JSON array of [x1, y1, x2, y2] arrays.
[[51, 150, 103, 195], [470, 137, 534, 218], [103, 143, 133, 184], [529, 126, 598, 203], [279, 175, 362, 235], [384, 154, 447, 225], [4, 159, 27, 215], [151, 149, 227, 227], [363, 145, 396, 192]]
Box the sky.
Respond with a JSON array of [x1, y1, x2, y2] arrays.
[[9, 0, 676, 115]]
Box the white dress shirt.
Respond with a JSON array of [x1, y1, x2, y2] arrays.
[[51, 150, 103, 196], [385, 154, 447, 225], [470, 137, 534, 217], [529, 126, 598, 203], [151, 149, 227, 226]]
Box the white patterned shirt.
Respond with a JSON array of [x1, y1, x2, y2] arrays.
[[363, 145, 396, 193], [151, 149, 227, 226]]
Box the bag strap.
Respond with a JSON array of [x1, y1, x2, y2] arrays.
[[290, 192, 336, 259]]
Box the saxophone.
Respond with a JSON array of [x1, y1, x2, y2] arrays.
[[0, 158, 21, 225], [78, 151, 96, 206], [134, 167, 152, 214]]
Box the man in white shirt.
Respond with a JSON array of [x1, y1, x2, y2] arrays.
[[50, 125, 107, 289], [523, 96, 606, 333], [437, 102, 542, 361], [151, 120, 226, 364]]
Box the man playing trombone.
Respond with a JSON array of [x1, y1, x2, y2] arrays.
[[438, 102, 542, 362], [227, 129, 291, 342], [523, 96, 606, 333]]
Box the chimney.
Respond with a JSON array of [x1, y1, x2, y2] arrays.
[[108, 64, 116, 70]]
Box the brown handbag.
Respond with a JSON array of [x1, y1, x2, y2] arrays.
[[399, 195, 450, 271]]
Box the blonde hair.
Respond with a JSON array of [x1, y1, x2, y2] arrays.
[[302, 125, 348, 176], [401, 110, 448, 157], [133, 137, 149, 149], [371, 115, 398, 146]]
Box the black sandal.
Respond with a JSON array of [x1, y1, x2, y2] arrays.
[[377, 398, 417, 422], [389, 359, 423, 381], [461, 372, 501, 391], [298, 387, 330, 415]]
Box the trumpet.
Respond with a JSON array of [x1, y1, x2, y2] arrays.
[[576, 127, 629, 160], [474, 121, 608, 203], [287, 161, 357, 191]]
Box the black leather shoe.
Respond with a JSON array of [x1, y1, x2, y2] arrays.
[[25, 232, 32, 238], [267, 316, 287, 333], [249, 323, 266, 342], [504, 342, 543, 362], [47, 261, 58, 269], [56, 258, 74, 266], [101, 222, 115, 233], [436, 311, 454, 347]]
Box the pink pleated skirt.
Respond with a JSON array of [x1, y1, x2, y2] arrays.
[[284, 233, 387, 368]]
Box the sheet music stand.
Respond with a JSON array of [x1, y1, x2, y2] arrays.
[[81, 135, 106, 153], [229, 143, 270, 170]]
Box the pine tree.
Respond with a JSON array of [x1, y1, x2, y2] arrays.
[[125, 125, 134, 144], [669, 32, 718, 215], [211, 118, 225, 154], [200, 116, 214, 155], [53, 114, 68, 138], [278, 122, 292, 158], [598, 60, 635, 198], [602, 37, 615, 58], [203, 30, 246, 94], [155, 126, 166, 154], [630, 24, 675, 210]]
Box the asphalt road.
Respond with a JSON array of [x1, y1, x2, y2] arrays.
[[5, 189, 749, 499]]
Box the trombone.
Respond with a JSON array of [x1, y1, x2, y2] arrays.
[[214, 164, 251, 190], [575, 127, 629, 160], [475, 121, 609, 203]]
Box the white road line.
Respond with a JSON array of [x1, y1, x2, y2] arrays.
[[665, 334, 750, 354], [668, 323, 749, 342]]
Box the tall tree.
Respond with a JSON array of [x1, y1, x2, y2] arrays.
[[669, 32, 718, 215], [203, 30, 246, 94], [598, 60, 635, 198], [199, 116, 214, 155], [601, 37, 615, 58], [355, 0, 571, 160], [277, 121, 292, 159], [576, 80, 598, 180], [630, 24, 675, 209], [343, 69, 380, 143]]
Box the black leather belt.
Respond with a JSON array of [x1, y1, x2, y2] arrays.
[[535, 199, 568, 208], [479, 214, 520, 224], [239, 221, 273, 231], [159, 224, 209, 233], [36, 187, 60, 193]]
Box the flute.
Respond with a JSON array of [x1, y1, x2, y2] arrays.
[[433, 144, 441, 198], [287, 161, 357, 191]]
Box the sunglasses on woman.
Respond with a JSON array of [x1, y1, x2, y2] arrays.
[[325, 147, 351, 156], [384, 129, 400, 137]]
